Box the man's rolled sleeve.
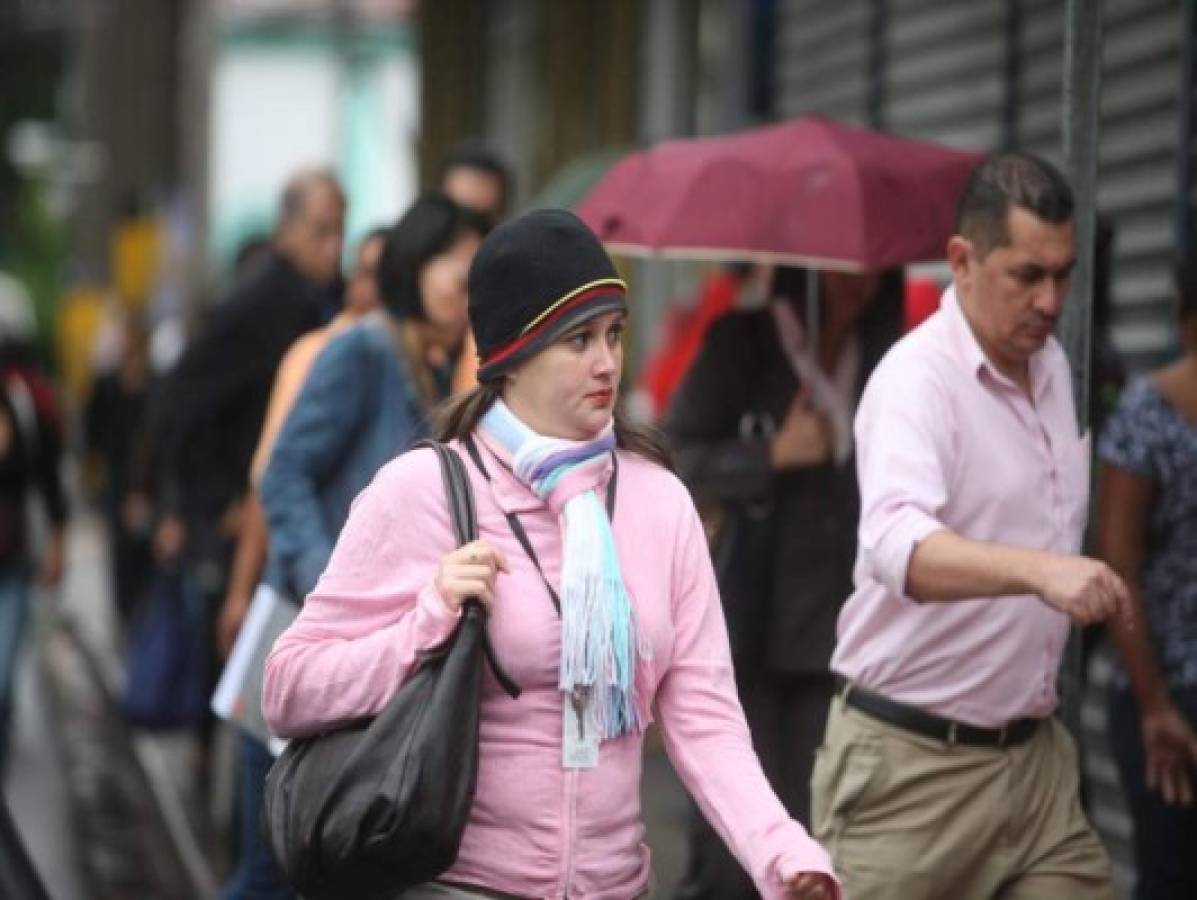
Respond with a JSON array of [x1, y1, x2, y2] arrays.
[[854, 357, 954, 599], [864, 505, 945, 598]]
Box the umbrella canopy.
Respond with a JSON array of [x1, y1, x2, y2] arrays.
[[576, 116, 984, 272]]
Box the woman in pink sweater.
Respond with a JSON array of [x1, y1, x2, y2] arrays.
[[262, 210, 839, 900]]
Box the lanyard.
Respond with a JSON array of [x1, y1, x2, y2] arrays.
[[462, 434, 618, 616]]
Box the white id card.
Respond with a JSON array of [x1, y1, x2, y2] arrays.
[[562, 691, 599, 769]]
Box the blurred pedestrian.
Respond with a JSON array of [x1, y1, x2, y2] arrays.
[[84, 315, 155, 624], [665, 264, 902, 900], [260, 193, 483, 605], [0, 323, 67, 773], [146, 169, 344, 780], [220, 196, 483, 900], [439, 138, 512, 228], [216, 227, 390, 661], [814, 152, 1128, 899], [1096, 249, 1197, 899], [213, 226, 389, 900], [262, 209, 839, 900]]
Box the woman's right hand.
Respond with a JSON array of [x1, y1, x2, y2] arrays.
[[434, 539, 509, 613]]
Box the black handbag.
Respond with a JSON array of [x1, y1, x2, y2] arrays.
[[262, 441, 520, 899]]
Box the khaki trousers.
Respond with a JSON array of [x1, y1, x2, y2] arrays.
[[811, 694, 1114, 900]]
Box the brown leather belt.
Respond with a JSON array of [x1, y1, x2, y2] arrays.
[[835, 676, 1042, 748]]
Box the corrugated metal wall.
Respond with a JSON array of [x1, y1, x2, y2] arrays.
[[1093, 0, 1182, 367], [777, 0, 1184, 371], [775, 0, 871, 123], [883, 0, 1007, 148]]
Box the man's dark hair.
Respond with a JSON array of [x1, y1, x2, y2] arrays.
[[278, 168, 344, 227], [438, 139, 512, 215], [376, 192, 488, 321], [954, 152, 1074, 257]]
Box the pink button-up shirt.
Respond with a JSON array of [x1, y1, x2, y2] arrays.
[[831, 287, 1090, 728], [263, 438, 838, 899]]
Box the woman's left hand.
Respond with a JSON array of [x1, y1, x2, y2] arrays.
[[783, 872, 836, 900]]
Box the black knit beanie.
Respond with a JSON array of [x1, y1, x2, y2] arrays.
[[468, 209, 627, 382]]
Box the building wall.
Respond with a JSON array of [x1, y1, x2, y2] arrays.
[[206, 20, 419, 271], [777, 0, 1187, 373], [418, 0, 641, 207]]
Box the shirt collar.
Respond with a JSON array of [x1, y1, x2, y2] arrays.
[[941, 284, 1056, 401]]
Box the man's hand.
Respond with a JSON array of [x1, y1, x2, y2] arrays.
[[1034, 554, 1131, 626], [784, 872, 836, 899], [1142, 702, 1197, 806], [770, 394, 831, 470]]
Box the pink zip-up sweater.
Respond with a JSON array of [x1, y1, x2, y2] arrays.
[[263, 438, 840, 900]]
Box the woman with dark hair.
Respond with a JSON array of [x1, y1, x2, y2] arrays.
[[263, 210, 839, 899], [222, 194, 483, 900], [218, 227, 395, 900], [1097, 252, 1197, 900], [260, 193, 484, 604], [664, 264, 904, 900]]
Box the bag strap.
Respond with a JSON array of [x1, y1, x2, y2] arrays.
[[412, 440, 521, 700]]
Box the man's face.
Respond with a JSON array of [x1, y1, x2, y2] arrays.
[[949, 207, 1077, 371], [278, 182, 346, 287], [442, 165, 505, 225]]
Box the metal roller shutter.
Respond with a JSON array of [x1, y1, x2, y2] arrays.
[[883, 0, 1007, 149], [775, 0, 871, 123], [1094, 0, 1182, 368]]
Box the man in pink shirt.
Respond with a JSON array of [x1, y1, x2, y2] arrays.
[[812, 153, 1131, 899]]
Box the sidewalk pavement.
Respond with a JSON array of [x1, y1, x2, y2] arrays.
[[5, 639, 86, 900]]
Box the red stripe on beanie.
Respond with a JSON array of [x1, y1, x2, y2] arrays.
[[479, 285, 625, 371]]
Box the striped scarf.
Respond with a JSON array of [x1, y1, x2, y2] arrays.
[[477, 399, 648, 739]]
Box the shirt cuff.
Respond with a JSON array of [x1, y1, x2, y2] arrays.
[[413, 583, 462, 647], [867, 510, 945, 598], [775, 845, 842, 900]]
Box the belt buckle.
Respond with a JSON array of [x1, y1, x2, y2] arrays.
[[997, 724, 1008, 746], [947, 721, 958, 746]]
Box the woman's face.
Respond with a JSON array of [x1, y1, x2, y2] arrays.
[[504, 310, 625, 440], [419, 231, 481, 347]]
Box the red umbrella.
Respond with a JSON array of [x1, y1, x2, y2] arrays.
[[576, 116, 983, 272]]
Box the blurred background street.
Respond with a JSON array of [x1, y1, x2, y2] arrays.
[[4, 0, 1197, 897]]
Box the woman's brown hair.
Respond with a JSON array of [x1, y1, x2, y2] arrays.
[[434, 382, 674, 471]]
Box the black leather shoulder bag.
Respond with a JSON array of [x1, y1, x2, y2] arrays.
[[262, 440, 520, 899]]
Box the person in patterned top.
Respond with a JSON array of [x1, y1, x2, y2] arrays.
[[1096, 249, 1197, 900]]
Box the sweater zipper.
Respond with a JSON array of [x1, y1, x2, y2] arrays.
[[560, 767, 580, 898]]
